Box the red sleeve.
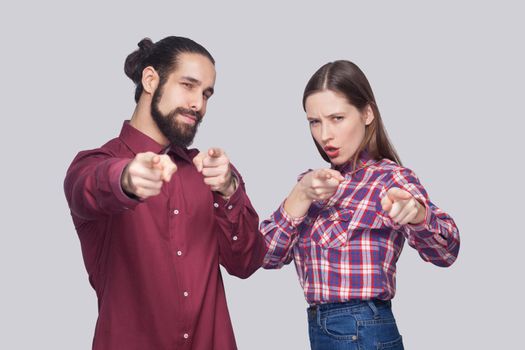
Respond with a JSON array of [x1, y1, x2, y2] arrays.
[[64, 149, 140, 221], [213, 165, 266, 279]]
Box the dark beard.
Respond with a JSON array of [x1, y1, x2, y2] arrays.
[[151, 87, 203, 148]]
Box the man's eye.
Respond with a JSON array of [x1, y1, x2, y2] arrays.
[[333, 116, 344, 121], [182, 82, 192, 88], [309, 120, 319, 126]]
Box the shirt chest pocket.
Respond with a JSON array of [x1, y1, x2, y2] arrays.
[[310, 208, 354, 248]]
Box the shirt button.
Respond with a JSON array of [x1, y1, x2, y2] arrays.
[[183, 291, 189, 297], [183, 333, 189, 339], [177, 251, 182, 256], [232, 236, 238, 241], [213, 202, 219, 208], [227, 205, 233, 210], [173, 209, 179, 215]]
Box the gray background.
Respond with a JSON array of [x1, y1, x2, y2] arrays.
[[1, 0, 523, 349]]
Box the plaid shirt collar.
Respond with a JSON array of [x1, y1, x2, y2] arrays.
[[332, 150, 374, 175]]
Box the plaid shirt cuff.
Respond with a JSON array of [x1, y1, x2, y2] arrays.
[[406, 204, 448, 245], [274, 202, 306, 228], [406, 202, 431, 231]]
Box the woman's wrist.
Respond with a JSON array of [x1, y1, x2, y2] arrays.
[[284, 182, 313, 218]]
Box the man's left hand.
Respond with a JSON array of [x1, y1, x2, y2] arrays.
[[193, 148, 236, 197]]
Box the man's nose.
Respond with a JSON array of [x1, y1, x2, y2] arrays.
[[189, 93, 204, 112]]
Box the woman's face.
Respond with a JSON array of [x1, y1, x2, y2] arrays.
[[305, 90, 374, 166]]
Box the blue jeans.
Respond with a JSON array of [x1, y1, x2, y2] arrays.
[[307, 300, 404, 350]]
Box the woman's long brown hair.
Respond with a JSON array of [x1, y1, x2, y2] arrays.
[[302, 60, 402, 167]]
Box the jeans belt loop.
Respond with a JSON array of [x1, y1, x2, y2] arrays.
[[315, 304, 322, 327], [367, 300, 380, 319]]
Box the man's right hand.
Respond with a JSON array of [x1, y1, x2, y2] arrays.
[[121, 152, 177, 199]]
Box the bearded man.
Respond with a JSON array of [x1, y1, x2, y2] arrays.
[[64, 36, 266, 350]]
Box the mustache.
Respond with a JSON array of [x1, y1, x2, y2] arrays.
[[171, 107, 203, 122]]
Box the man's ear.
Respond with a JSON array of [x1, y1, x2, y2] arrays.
[[141, 66, 159, 95], [364, 104, 375, 126]]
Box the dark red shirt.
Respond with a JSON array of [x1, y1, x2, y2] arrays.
[[64, 122, 266, 350]]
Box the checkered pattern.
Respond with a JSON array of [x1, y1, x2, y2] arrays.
[[261, 158, 460, 304]]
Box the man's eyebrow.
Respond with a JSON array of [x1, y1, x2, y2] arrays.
[[180, 76, 201, 84]]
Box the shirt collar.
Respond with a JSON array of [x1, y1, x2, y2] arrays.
[[167, 145, 199, 163], [119, 121, 166, 155], [333, 150, 374, 175], [119, 121, 199, 162]]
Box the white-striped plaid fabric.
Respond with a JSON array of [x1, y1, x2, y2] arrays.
[[261, 157, 460, 304]]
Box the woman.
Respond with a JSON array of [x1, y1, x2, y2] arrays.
[[260, 60, 460, 350]]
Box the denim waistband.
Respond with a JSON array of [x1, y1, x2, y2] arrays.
[[307, 299, 391, 318]]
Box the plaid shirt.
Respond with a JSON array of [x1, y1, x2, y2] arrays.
[[260, 156, 460, 304]]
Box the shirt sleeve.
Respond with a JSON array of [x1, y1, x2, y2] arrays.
[[378, 167, 460, 267], [64, 148, 140, 221], [259, 201, 306, 269], [213, 165, 267, 279], [259, 169, 311, 269]]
